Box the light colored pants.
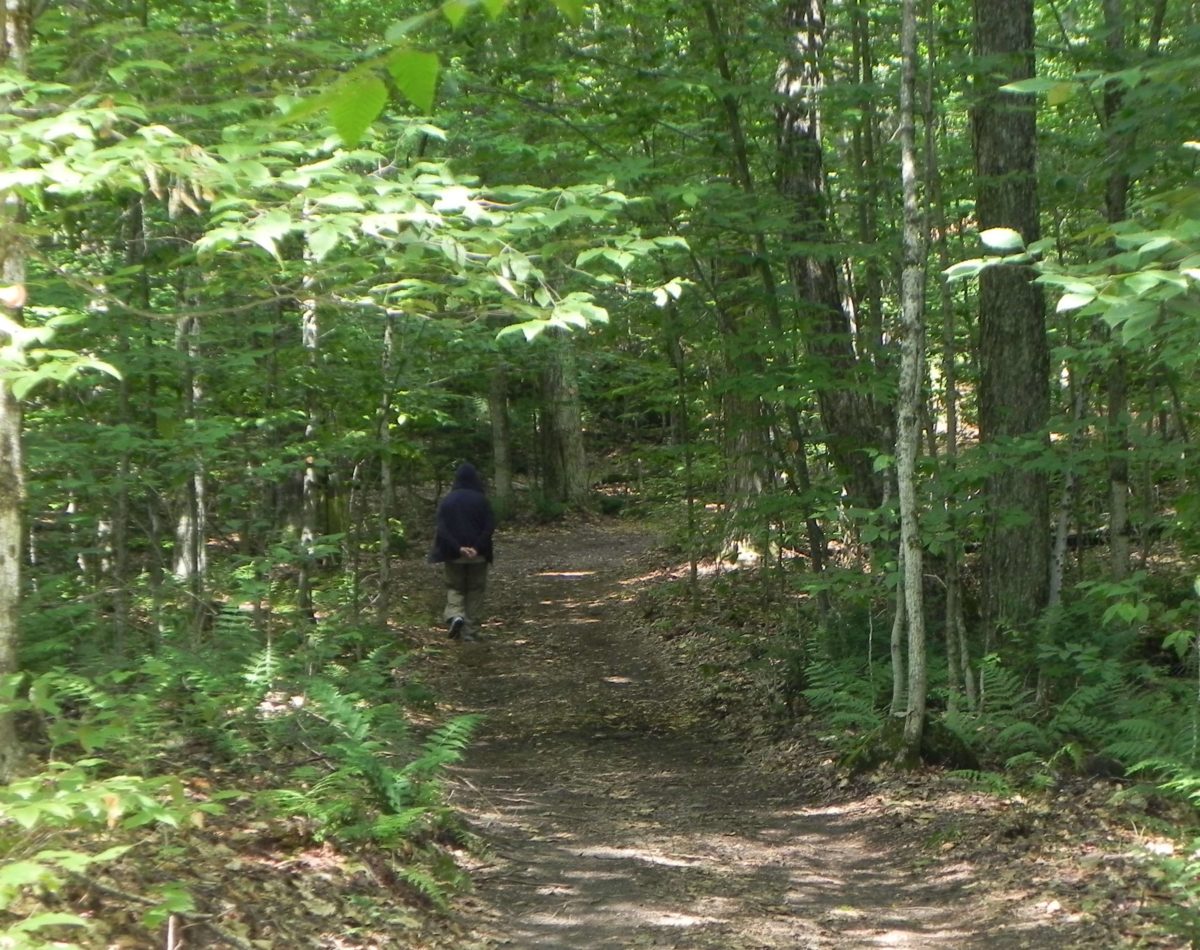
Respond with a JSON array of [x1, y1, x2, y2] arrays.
[[443, 557, 488, 635]]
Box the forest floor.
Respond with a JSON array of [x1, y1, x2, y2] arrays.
[[398, 518, 1190, 949]]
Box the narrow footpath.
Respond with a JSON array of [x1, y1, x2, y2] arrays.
[[415, 521, 1134, 949]]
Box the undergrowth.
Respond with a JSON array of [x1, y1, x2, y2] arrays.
[[644, 558, 1200, 942], [0, 612, 476, 948]]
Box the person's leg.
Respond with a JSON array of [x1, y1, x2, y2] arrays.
[[462, 561, 488, 639], [443, 562, 468, 633]]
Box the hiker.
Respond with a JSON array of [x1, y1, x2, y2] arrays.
[[429, 462, 496, 642]]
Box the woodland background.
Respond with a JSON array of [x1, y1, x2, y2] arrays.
[[0, 0, 1199, 945]]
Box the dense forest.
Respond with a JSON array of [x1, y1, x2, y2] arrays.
[[2, 0, 1200, 945]]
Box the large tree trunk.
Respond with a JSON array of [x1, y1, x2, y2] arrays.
[[776, 0, 883, 510], [540, 334, 588, 506], [0, 0, 31, 781], [489, 362, 514, 519], [972, 0, 1050, 640]]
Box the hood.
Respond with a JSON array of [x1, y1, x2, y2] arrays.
[[452, 463, 486, 493]]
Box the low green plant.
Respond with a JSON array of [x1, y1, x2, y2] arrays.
[[1149, 837, 1200, 944], [0, 749, 226, 950], [802, 656, 887, 738], [261, 681, 478, 850]]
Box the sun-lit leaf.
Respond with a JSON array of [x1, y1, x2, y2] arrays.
[[307, 225, 341, 262], [551, 0, 585, 23], [388, 50, 440, 114], [1056, 291, 1095, 312], [980, 227, 1025, 251], [328, 75, 388, 146], [943, 258, 988, 282], [385, 12, 436, 41], [442, 0, 471, 28], [247, 209, 293, 258]]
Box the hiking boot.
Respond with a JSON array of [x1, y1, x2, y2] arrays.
[[447, 616, 465, 640]]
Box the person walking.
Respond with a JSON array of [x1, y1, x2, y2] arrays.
[[429, 463, 496, 642]]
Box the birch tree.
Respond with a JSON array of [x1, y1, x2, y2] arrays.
[[897, 0, 928, 763], [0, 0, 30, 781]]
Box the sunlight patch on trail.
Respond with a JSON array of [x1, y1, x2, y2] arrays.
[[575, 844, 706, 868]]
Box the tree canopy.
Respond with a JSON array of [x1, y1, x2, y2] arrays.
[[3, 0, 1200, 944]]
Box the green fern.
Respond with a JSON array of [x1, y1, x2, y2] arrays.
[[394, 865, 450, 910], [802, 658, 884, 737], [947, 769, 1014, 795], [242, 645, 278, 690]]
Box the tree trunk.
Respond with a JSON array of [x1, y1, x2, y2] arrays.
[[897, 0, 928, 763], [1103, 0, 1132, 581], [924, 6, 971, 712], [540, 333, 588, 506], [776, 0, 883, 510], [889, 552, 907, 718], [297, 275, 319, 622], [376, 310, 395, 627], [0, 0, 32, 781], [489, 361, 514, 519], [172, 309, 209, 636], [973, 0, 1050, 641], [849, 0, 884, 365]]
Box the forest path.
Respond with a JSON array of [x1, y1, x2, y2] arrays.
[[415, 520, 1109, 949]]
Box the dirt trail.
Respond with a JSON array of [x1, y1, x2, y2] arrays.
[[421, 521, 1114, 949]]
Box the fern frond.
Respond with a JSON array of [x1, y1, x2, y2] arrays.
[[395, 866, 449, 910], [947, 769, 1013, 795]]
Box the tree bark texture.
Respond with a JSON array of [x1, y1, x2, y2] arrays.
[[776, 0, 883, 510], [972, 0, 1050, 638], [0, 0, 32, 781], [898, 0, 928, 760], [489, 362, 514, 519], [376, 311, 395, 626], [540, 334, 588, 506]]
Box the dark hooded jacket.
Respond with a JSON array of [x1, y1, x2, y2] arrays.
[[429, 463, 496, 564]]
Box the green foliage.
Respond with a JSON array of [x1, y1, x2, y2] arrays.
[[802, 657, 886, 737], [0, 747, 220, 949], [258, 681, 478, 904], [1148, 836, 1200, 944]]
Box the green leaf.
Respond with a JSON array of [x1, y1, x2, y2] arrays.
[[1056, 291, 1095, 313], [307, 225, 341, 262], [247, 209, 293, 259], [943, 258, 988, 282], [442, 0, 471, 27], [1034, 273, 1100, 295], [385, 12, 436, 40], [1001, 77, 1077, 100], [980, 227, 1025, 251], [387, 50, 440, 114], [11, 911, 90, 932], [329, 75, 388, 146], [552, 0, 585, 22], [481, 0, 511, 16]]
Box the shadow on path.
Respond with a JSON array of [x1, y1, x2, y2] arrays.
[[425, 523, 1108, 949]]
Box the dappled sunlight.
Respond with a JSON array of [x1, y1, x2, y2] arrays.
[[426, 525, 1118, 949], [574, 844, 705, 868]]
